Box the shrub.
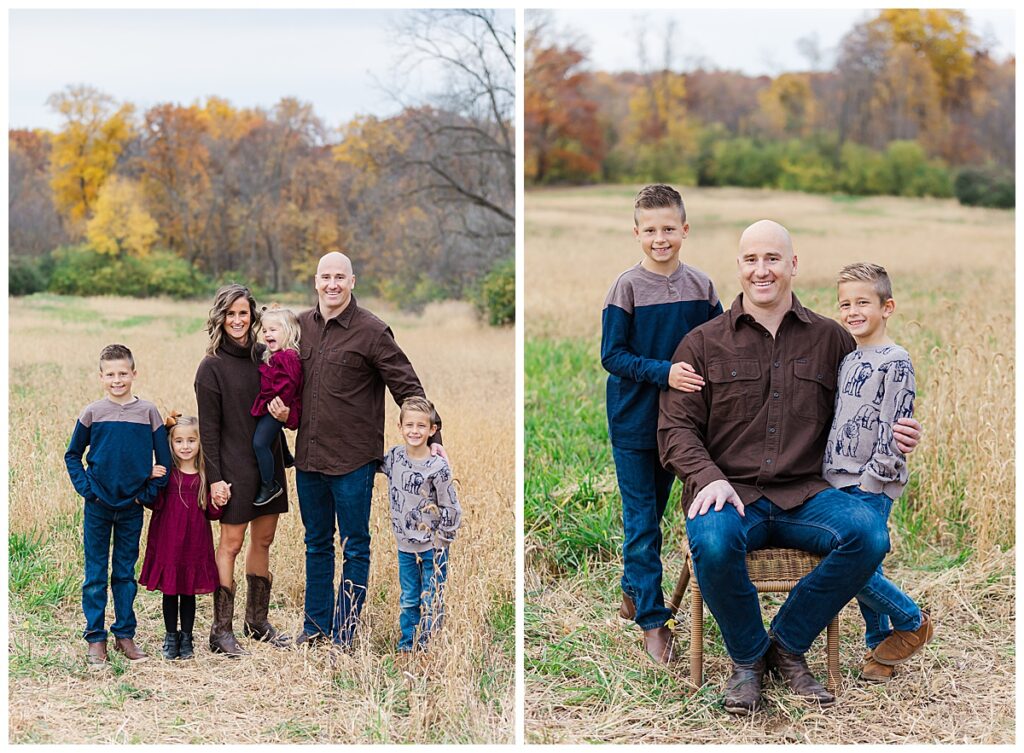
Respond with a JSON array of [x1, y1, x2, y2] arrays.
[[9, 255, 53, 296], [876, 141, 953, 198], [48, 245, 211, 299], [476, 256, 515, 327], [954, 166, 1015, 209]]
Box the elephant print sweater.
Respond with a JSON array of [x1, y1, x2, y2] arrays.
[[381, 445, 461, 553], [823, 344, 915, 500]]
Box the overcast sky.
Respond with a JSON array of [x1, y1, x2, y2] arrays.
[[8, 8, 514, 132], [537, 8, 1015, 77]]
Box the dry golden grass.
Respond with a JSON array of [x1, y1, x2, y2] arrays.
[[525, 185, 1014, 742], [8, 295, 514, 744]]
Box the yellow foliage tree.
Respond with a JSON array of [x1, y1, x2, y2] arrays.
[[758, 73, 820, 138], [85, 176, 159, 257], [47, 85, 135, 235]]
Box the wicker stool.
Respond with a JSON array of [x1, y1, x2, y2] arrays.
[[671, 546, 841, 693]]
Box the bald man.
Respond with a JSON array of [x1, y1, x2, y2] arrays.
[[658, 221, 920, 714], [277, 251, 442, 649]]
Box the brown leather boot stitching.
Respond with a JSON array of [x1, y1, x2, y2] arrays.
[[210, 581, 249, 657], [243, 573, 291, 648], [766, 640, 836, 707], [724, 656, 767, 714]]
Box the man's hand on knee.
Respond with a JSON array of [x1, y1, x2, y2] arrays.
[[688, 479, 744, 519]]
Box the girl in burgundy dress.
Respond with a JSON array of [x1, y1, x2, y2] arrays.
[[249, 306, 302, 507], [140, 413, 223, 660]]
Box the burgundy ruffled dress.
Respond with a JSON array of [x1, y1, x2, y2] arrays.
[[139, 468, 222, 595]]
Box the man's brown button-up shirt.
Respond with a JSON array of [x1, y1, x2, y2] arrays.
[[658, 293, 855, 510], [294, 297, 439, 476]]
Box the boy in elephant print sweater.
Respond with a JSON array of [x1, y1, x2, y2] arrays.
[[380, 396, 461, 652], [823, 263, 932, 683]]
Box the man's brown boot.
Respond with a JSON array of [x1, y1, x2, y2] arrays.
[[765, 640, 836, 707], [210, 581, 249, 657], [113, 637, 149, 662], [724, 655, 767, 714], [861, 651, 894, 683], [643, 624, 675, 665], [86, 640, 108, 667], [243, 573, 291, 648], [619, 592, 636, 621], [872, 612, 933, 666]]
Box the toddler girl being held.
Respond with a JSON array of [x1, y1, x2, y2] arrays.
[[250, 306, 303, 506]]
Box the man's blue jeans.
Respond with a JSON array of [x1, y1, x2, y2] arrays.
[[685, 487, 890, 663], [397, 547, 448, 651], [845, 486, 923, 648], [611, 445, 676, 630], [82, 500, 144, 643], [296, 462, 376, 645]]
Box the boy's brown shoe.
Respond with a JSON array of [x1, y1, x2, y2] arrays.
[[872, 612, 933, 666], [643, 624, 676, 665], [618, 592, 636, 622], [86, 640, 108, 666], [113, 637, 149, 662], [861, 651, 894, 683]]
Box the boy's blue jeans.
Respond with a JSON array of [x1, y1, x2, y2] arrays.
[[82, 500, 144, 643], [296, 462, 376, 646], [845, 486, 923, 647], [611, 445, 676, 630], [397, 547, 449, 650], [685, 487, 890, 663]]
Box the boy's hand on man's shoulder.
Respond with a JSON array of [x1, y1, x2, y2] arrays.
[[669, 360, 705, 392]]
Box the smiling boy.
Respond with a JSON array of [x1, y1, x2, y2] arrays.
[[824, 263, 933, 682], [64, 344, 172, 665], [600, 184, 722, 664]]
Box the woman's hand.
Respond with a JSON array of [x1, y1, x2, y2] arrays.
[[268, 396, 290, 423], [211, 480, 232, 506]]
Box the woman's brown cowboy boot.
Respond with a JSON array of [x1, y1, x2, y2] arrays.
[[210, 581, 249, 657], [243, 573, 291, 648]]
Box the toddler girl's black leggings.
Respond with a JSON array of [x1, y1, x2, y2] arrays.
[[162, 594, 196, 634]]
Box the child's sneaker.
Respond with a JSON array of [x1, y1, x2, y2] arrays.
[[861, 651, 894, 682], [162, 631, 181, 660], [253, 480, 283, 507], [872, 612, 933, 665]]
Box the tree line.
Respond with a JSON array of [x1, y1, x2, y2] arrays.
[[9, 10, 515, 321], [526, 9, 1013, 206]]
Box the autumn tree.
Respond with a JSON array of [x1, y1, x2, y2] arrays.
[[85, 175, 158, 256], [9, 129, 67, 256], [47, 85, 135, 235], [525, 17, 605, 183], [756, 73, 821, 139]]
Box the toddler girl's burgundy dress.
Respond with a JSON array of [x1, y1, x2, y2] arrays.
[[139, 468, 222, 595]]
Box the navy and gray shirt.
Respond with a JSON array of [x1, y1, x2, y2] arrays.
[[64, 396, 172, 510], [601, 262, 722, 449]]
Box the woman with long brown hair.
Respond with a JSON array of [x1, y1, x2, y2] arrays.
[[195, 283, 290, 655]]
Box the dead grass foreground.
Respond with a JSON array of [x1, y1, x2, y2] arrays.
[[525, 546, 1014, 744], [8, 295, 514, 744]]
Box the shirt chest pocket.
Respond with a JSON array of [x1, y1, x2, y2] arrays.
[[792, 358, 837, 421], [707, 359, 763, 421], [324, 349, 369, 394]]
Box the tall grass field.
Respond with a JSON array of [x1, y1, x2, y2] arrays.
[[525, 185, 1014, 744], [8, 295, 514, 744]]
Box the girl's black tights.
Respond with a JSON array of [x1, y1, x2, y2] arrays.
[[162, 594, 197, 634]]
